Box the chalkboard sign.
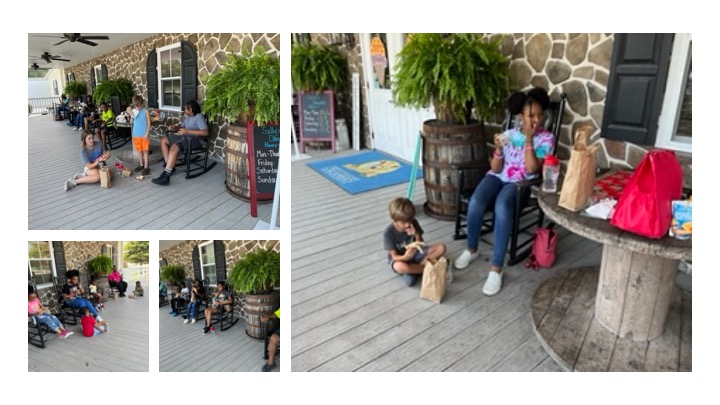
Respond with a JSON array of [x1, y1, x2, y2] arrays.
[[248, 123, 280, 217], [298, 90, 336, 153]]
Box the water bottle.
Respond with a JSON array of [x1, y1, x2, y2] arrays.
[[447, 262, 454, 284], [542, 155, 560, 193], [210, 327, 216, 336]]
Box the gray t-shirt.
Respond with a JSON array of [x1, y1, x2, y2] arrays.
[[80, 143, 104, 166], [181, 114, 208, 132], [383, 218, 424, 256]]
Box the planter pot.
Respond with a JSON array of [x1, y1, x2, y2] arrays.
[[422, 120, 490, 220], [225, 123, 274, 203], [244, 290, 280, 340]]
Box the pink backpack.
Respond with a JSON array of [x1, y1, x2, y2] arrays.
[[526, 226, 558, 270]]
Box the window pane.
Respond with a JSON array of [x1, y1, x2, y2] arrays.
[[201, 243, 215, 265], [162, 79, 181, 107], [161, 49, 171, 78], [170, 47, 181, 76], [204, 264, 217, 285]]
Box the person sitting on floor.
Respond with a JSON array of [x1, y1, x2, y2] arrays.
[[152, 100, 209, 186], [64, 130, 111, 191], [261, 308, 280, 372], [203, 281, 232, 334], [81, 307, 108, 337], [129, 281, 144, 298], [28, 285, 73, 338]]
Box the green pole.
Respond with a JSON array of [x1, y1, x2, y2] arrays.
[[407, 131, 422, 200]]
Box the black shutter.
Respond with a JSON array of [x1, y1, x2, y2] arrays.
[[101, 64, 108, 81], [147, 49, 158, 108], [601, 33, 674, 146], [110, 96, 121, 115], [53, 241, 67, 281], [192, 244, 202, 281], [90, 66, 96, 93], [214, 240, 227, 282], [181, 40, 198, 104]]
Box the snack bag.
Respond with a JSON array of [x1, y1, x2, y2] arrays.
[[669, 200, 692, 239]]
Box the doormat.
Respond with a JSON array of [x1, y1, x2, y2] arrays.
[[307, 151, 423, 195]]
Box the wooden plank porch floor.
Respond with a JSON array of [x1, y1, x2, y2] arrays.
[[28, 285, 149, 372], [159, 308, 277, 372], [291, 149, 691, 372], [28, 115, 275, 229]]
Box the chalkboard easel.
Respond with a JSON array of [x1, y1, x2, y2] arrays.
[[247, 122, 280, 217], [298, 90, 336, 153]]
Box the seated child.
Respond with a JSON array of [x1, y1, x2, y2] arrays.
[[383, 197, 447, 286], [88, 277, 105, 310], [159, 281, 168, 301], [129, 281, 144, 298], [28, 286, 73, 338], [170, 285, 188, 316], [81, 307, 108, 337]]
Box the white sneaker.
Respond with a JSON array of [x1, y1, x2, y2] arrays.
[[191, 318, 196, 324], [184, 319, 190, 324], [73, 127, 79, 131], [64, 178, 76, 191], [483, 271, 503, 296], [73, 172, 85, 180], [454, 250, 479, 270], [96, 315, 103, 322]]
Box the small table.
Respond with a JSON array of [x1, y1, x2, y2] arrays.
[[533, 191, 692, 371]]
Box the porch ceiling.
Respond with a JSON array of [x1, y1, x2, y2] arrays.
[[28, 33, 153, 70]]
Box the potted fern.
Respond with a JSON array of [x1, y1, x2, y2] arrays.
[[203, 47, 280, 201], [160, 264, 185, 287], [393, 33, 511, 219], [228, 248, 280, 339], [92, 78, 134, 106], [87, 254, 113, 278], [64, 80, 87, 100]]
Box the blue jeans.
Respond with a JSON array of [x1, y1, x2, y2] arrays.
[[65, 297, 98, 318], [186, 300, 200, 319], [466, 175, 520, 268], [34, 313, 62, 330], [75, 113, 85, 128]]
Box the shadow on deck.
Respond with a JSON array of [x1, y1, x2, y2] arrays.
[[28, 115, 276, 229], [291, 149, 691, 372], [28, 290, 149, 372], [159, 308, 278, 372]]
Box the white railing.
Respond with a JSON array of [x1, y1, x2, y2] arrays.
[[28, 97, 60, 115]]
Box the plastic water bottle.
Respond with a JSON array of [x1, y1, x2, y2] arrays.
[[542, 155, 560, 193], [447, 262, 454, 284], [210, 327, 216, 336]]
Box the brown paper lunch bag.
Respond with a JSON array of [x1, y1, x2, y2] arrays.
[[100, 166, 112, 189], [559, 126, 598, 212], [420, 257, 448, 304]]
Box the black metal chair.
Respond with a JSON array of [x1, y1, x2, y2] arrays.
[[173, 114, 217, 179], [453, 93, 566, 266], [105, 96, 130, 150], [28, 276, 52, 349]]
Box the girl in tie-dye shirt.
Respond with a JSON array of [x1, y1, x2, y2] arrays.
[[454, 87, 554, 297]]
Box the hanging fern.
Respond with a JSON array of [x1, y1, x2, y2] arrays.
[[291, 43, 347, 92]]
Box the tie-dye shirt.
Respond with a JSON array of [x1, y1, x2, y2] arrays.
[[488, 127, 554, 183]]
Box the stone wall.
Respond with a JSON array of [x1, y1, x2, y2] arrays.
[[65, 33, 280, 162], [160, 240, 281, 315], [301, 34, 371, 149]]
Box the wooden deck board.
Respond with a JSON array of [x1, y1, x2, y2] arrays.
[[28, 289, 149, 372], [28, 116, 274, 229]]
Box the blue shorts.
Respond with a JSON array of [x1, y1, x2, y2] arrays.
[[390, 246, 429, 273], [167, 133, 204, 153]]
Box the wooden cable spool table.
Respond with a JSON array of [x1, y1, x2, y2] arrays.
[[533, 191, 692, 371]]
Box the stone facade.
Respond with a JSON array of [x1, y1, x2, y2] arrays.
[[35, 241, 123, 313], [160, 240, 281, 315], [65, 33, 280, 163]]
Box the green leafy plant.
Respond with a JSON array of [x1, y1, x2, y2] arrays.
[[203, 47, 280, 125], [87, 254, 113, 277], [228, 249, 280, 295], [291, 43, 347, 92], [64, 80, 87, 99], [160, 264, 185, 285], [393, 34, 511, 124], [93, 78, 134, 105]]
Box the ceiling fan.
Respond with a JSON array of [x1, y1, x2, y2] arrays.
[[30, 63, 49, 71], [53, 33, 109, 47], [30, 52, 70, 63]]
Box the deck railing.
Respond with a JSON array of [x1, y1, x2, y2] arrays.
[[28, 97, 59, 115]]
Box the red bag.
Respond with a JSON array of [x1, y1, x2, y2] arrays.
[[526, 227, 558, 270], [610, 149, 683, 239]]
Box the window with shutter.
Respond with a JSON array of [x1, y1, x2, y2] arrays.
[[28, 241, 56, 287]]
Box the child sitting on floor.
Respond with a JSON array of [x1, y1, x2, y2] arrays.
[[383, 197, 447, 287], [28, 286, 73, 338], [81, 307, 108, 337], [129, 281, 144, 298]]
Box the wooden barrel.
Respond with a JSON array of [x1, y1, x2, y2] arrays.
[[422, 120, 489, 220], [244, 290, 280, 340], [225, 124, 251, 201]]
